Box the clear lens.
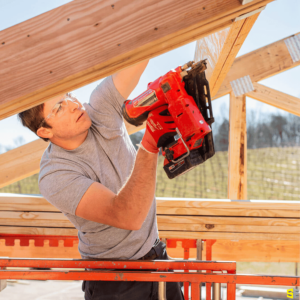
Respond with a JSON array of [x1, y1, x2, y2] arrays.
[[46, 94, 80, 121]]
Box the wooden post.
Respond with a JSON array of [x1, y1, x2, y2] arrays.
[[228, 92, 247, 200]]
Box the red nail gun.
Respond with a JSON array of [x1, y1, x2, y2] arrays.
[[122, 60, 215, 179]]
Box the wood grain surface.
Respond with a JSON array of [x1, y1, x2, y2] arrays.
[[228, 93, 247, 200], [0, 0, 274, 120], [213, 32, 300, 99], [247, 83, 300, 116]]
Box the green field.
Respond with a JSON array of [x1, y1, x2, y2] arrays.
[[2, 147, 300, 200]]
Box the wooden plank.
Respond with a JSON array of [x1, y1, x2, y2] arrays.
[[213, 32, 300, 100], [156, 198, 300, 210], [0, 194, 59, 212], [195, 12, 261, 97], [0, 226, 77, 236], [194, 27, 231, 84], [1, 212, 299, 231], [247, 83, 300, 116], [159, 231, 300, 241], [228, 92, 247, 200], [1, 195, 300, 213], [167, 240, 300, 262], [158, 223, 300, 234], [0, 211, 73, 228], [157, 207, 300, 218], [0, 139, 49, 189], [157, 215, 300, 227], [0, 0, 274, 120]]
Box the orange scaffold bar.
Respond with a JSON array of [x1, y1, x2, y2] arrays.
[[0, 258, 299, 300]]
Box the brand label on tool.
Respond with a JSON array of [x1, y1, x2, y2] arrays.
[[133, 89, 158, 107]]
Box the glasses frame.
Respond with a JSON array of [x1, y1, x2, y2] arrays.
[[37, 93, 79, 130]]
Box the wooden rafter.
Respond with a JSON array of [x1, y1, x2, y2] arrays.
[[195, 11, 261, 97], [228, 92, 247, 200], [0, 0, 274, 120], [213, 32, 300, 100], [247, 83, 300, 116], [0, 139, 48, 189]]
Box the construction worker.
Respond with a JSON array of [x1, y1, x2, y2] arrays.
[[18, 60, 184, 300]]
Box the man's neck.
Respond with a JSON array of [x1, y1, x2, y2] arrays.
[[50, 130, 89, 150]]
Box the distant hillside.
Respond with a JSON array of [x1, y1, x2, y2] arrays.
[[1, 147, 300, 200]]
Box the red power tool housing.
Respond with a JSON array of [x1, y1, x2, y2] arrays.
[[122, 60, 215, 179]]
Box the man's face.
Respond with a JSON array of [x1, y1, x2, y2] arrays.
[[43, 94, 92, 141]]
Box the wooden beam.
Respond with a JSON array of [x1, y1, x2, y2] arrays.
[[0, 194, 59, 212], [0, 226, 77, 236], [157, 215, 300, 227], [2, 195, 300, 211], [213, 32, 300, 99], [195, 12, 261, 97], [0, 0, 274, 120], [156, 198, 300, 210], [0, 139, 49, 189], [157, 207, 299, 218], [1, 212, 299, 233], [228, 92, 247, 200], [247, 83, 300, 116]]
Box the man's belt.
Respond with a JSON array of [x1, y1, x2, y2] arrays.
[[138, 238, 161, 260]]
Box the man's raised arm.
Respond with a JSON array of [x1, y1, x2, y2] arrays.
[[112, 60, 149, 99]]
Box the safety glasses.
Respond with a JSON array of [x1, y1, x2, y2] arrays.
[[37, 93, 80, 130]]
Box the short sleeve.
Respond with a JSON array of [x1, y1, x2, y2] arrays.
[[89, 76, 126, 121], [39, 169, 94, 215]]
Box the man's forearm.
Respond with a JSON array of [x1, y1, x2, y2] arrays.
[[113, 148, 158, 230], [112, 59, 149, 99]]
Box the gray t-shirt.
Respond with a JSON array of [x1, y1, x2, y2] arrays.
[[39, 76, 158, 260]]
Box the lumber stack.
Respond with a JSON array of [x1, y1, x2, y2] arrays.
[[0, 194, 299, 261]]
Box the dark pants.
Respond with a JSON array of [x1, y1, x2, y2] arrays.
[[82, 241, 184, 300]]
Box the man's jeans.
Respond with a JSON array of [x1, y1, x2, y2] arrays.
[[82, 241, 184, 300]]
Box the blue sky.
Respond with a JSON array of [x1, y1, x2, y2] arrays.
[[0, 0, 299, 151]]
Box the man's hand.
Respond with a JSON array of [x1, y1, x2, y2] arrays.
[[141, 105, 176, 154], [112, 60, 149, 99]]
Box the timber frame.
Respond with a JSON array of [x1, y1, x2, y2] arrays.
[[0, 0, 299, 265]]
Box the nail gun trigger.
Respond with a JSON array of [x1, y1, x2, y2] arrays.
[[164, 148, 174, 161]]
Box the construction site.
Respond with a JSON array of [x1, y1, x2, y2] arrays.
[[0, 0, 299, 299]]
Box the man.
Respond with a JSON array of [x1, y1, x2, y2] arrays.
[[18, 60, 183, 300]]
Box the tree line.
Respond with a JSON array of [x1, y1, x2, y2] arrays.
[[213, 112, 300, 151]]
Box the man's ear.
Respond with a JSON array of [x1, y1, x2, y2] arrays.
[[37, 127, 53, 140]]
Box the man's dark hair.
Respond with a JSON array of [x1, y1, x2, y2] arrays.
[[18, 104, 52, 142]]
